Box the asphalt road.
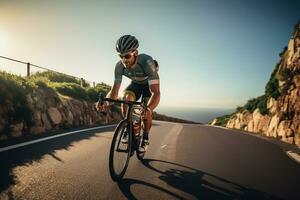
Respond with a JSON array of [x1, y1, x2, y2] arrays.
[[0, 121, 299, 200]]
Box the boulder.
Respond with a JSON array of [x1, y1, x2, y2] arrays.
[[42, 113, 52, 130], [267, 98, 277, 114], [48, 107, 62, 125], [211, 118, 218, 126], [247, 120, 254, 132], [267, 115, 280, 138], [258, 115, 271, 134], [277, 120, 292, 138], [10, 123, 23, 138], [281, 137, 294, 144], [32, 110, 42, 127], [30, 126, 46, 134], [66, 111, 74, 126]]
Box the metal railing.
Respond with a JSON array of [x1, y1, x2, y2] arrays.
[[0, 55, 97, 87]]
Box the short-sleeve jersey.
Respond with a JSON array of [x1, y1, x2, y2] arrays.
[[114, 54, 159, 85]]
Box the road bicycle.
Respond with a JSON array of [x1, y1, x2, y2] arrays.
[[97, 93, 147, 181]]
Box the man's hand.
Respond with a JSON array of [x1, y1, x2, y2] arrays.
[[95, 101, 110, 113]]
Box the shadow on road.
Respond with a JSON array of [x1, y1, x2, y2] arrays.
[[0, 126, 115, 194], [118, 178, 186, 200], [117, 158, 282, 200]]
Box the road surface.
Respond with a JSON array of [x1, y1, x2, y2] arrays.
[[1, 121, 299, 200]]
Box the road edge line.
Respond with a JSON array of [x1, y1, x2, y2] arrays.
[[0, 124, 116, 153]]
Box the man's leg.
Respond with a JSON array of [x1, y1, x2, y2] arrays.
[[121, 92, 136, 118], [142, 97, 152, 134], [140, 97, 152, 152], [120, 92, 135, 144]]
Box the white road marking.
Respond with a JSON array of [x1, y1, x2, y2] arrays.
[[0, 124, 116, 153], [286, 151, 300, 163], [161, 144, 167, 149]]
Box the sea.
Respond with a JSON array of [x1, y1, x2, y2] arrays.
[[156, 107, 235, 124]]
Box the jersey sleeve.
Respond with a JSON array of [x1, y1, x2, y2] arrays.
[[144, 57, 160, 85], [114, 62, 123, 84]]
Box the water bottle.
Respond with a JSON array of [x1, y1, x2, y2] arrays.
[[133, 118, 141, 136]]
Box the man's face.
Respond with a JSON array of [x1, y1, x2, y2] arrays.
[[119, 50, 137, 68]]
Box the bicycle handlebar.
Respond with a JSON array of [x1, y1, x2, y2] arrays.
[[97, 93, 143, 106]]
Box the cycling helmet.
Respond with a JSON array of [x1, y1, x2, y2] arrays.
[[116, 35, 139, 54]]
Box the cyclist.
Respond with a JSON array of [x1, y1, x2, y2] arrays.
[[97, 35, 160, 152]]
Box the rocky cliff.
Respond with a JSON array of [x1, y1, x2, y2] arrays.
[[211, 21, 300, 147], [0, 87, 121, 140]]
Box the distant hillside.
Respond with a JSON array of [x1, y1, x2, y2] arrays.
[[211, 21, 300, 147], [153, 112, 200, 124]]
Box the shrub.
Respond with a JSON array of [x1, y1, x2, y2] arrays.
[[244, 98, 258, 113], [265, 62, 280, 100], [279, 46, 287, 57], [279, 68, 293, 95], [0, 71, 33, 126], [212, 114, 232, 126], [49, 82, 89, 100], [243, 95, 268, 115], [86, 83, 111, 101], [30, 71, 82, 85], [257, 95, 268, 115], [27, 76, 50, 89], [236, 106, 244, 113]]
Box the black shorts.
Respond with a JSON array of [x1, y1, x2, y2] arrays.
[[123, 82, 151, 101]]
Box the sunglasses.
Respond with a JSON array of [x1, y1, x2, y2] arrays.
[[118, 51, 135, 59]]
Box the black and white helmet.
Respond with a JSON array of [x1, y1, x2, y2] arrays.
[[116, 35, 139, 54]]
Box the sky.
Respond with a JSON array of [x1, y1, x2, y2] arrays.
[[0, 0, 299, 110]]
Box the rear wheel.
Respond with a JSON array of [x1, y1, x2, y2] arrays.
[[109, 120, 132, 181]]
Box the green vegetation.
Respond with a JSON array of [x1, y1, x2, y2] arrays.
[[210, 114, 232, 127], [50, 82, 89, 100], [0, 71, 112, 101], [279, 68, 293, 95], [0, 71, 33, 132], [0, 70, 112, 133], [232, 61, 282, 116], [28, 71, 111, 100], [243, 95, 268, 115], [86, 83, 111, 101], [265, 62, 281, 100], [31, 71, 82, 85], [279, 46, 287, 57]]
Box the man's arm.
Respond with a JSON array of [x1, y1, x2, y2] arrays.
[[147, 83, 160, 112], [107, 62, 123, 99], [106, 82, 121, 100]]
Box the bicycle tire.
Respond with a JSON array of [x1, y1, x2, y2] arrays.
[[109, 120, 132, 181]]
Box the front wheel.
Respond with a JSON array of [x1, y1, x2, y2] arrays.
[[109, 120, 132, 181]]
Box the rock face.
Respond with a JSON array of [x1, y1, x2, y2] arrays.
[[0, 87, 122, 139], [213, 21, 300, 147]]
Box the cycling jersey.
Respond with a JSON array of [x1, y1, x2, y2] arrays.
[[114, 54, 160, 85]]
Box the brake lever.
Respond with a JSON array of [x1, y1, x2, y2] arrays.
[[97, 93, 105, 106], [97, 93, 108, 115]]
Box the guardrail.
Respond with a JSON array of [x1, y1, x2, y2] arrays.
[[0, 55, 97, 87]]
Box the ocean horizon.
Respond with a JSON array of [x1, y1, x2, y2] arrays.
[[156, 106, 235, 124]]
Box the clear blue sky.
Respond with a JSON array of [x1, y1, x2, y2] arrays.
[[0, 0, 299, 109]]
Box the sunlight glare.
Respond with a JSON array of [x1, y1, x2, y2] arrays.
[[0, 31, 9, 51]]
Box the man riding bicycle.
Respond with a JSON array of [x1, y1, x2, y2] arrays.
[[97, 35, 160, 152]]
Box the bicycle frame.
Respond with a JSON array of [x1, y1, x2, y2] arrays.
[[98, 93, 146, 151]]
